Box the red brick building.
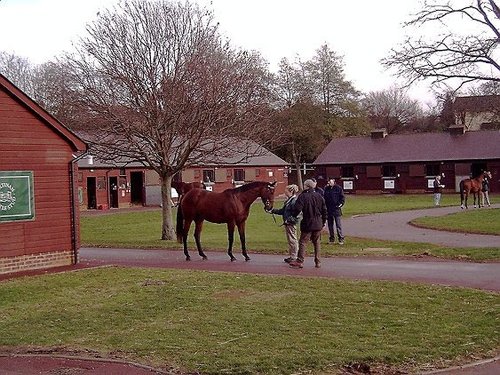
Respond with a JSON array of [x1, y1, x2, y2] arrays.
[[77, 147, 289, 209], [313, 128, 500, 194], [0, 74, 87, 274]]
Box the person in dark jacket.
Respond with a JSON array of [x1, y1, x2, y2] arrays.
[[267, 184, 300, 263], [323, 178, 345, 244], [433, 175, 445, 206], [289, 179, 327, 269], [481, 172, 491, 207]]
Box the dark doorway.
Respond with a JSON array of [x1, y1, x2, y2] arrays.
[[130, 172, 144, 205], [471, 162, 487, 178], [109, 176, 119, 208], [87, 177, 97, 209]]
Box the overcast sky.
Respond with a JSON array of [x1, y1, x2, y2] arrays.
[[0, 0, 437, 104]]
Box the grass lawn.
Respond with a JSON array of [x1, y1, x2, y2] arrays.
[[412, 208, 500, 236], [82, 194, 500, 261], [1, 267, 498, 374]]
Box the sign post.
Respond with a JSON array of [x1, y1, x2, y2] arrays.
[[0, 171, 35, 223]]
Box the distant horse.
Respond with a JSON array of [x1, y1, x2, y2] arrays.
[[171, 181, 205, 205], [176, 181, 276, 261], [460, 171, 492, 209]]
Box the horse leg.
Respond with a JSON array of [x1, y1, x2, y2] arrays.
[[182, 219, 192, 261], [237, 222, 250, 261], [194, 220, 208, 260], [227, 222, 237, 261]]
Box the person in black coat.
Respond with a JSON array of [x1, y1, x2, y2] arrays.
[[289, 179, 327, 269], [323, 178, 345, 244]]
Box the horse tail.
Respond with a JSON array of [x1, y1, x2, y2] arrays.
[[176, 199, 184, 243], [459, 180, 465, 202]]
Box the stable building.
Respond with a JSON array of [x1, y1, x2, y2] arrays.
[[77, 145, 289, 209], [313, 128, 500, 194], [0, 74, 87, 274]]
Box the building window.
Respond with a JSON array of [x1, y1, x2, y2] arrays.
[[426, 164, 440, 176], [203, 169, 215, 183], [234, 169, 245, 182], [341, 166, 354, 178], [382, 165, 396, 177]]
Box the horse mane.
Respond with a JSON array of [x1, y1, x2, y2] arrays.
[[232, 181, 268, 193]]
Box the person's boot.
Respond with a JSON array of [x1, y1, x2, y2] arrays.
[[289, 260, 303, 269]]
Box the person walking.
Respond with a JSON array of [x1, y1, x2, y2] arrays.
[[324, 178, 345, 245], [482, 172, 491, 207], [433, 175, 445, 206], [289, 179, 327, 269], [267, 184, 300, 263]]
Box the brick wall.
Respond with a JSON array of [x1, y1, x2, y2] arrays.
[[0, 250, 75, 275]]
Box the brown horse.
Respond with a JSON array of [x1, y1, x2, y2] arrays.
[[460, 171, 492, 209], [171, 181, 205, 205], [176, 181, 276, 261]]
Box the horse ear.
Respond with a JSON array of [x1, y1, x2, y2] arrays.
[[268, 181, 277, 189]]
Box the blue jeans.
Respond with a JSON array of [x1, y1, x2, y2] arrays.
[[434, 193, 441, 206], [327, 215, 343, 242]]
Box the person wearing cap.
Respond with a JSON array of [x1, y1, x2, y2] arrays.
[[289, 179, 327, 269], [266, 184, 300, 263]]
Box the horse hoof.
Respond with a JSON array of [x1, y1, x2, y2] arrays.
[[245, 257, 251, 262], [202, 256, 208, 260], [230, 257, 237, 262], [186, 256, 191, 261]]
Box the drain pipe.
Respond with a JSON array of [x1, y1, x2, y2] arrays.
[[69, 151, 89, 264]]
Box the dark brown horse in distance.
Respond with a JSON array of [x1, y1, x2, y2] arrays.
[[460, 171, 492, 209], [176, 181, 276, 261], [171, 181, 205, 205]]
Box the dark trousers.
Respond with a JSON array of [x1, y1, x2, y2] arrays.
[[327, 215, 344, 242], [297, 230, 321, 265]]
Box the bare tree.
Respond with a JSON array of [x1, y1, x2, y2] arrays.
[[382, 0, 500, 91], [63, 0, 276, 240], [0, 51, 35, 95], [362, 87, 424, 133]]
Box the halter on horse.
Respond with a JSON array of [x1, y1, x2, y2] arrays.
[[176, 181, 276, 261], [460, 171, 492, 209]]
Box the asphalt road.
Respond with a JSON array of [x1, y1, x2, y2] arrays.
[[343, 204, 500, 248]]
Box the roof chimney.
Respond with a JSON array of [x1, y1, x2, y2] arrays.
[[371, 128, 388, 139], [448, 125, 466, 136]]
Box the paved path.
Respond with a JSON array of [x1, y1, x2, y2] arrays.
[[80, 247, 500, 292], [343, 204, 500, 248]]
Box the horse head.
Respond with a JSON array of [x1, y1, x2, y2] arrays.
[[260, 181, 276, 211], [484, 171, 492, 179]]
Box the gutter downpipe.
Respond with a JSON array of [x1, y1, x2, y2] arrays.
[[69, 151, 89, 265]]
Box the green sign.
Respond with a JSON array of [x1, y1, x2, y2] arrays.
[[0, 171, 35, 223]]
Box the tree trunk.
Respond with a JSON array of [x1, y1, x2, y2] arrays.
[[160, 174, 176, 240], [291, 145, 304, 190]]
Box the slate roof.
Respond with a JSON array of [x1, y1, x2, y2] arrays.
[[78, 142, 287, 168], [314, 130, 500, 165], [453, 95, 500, 112]]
